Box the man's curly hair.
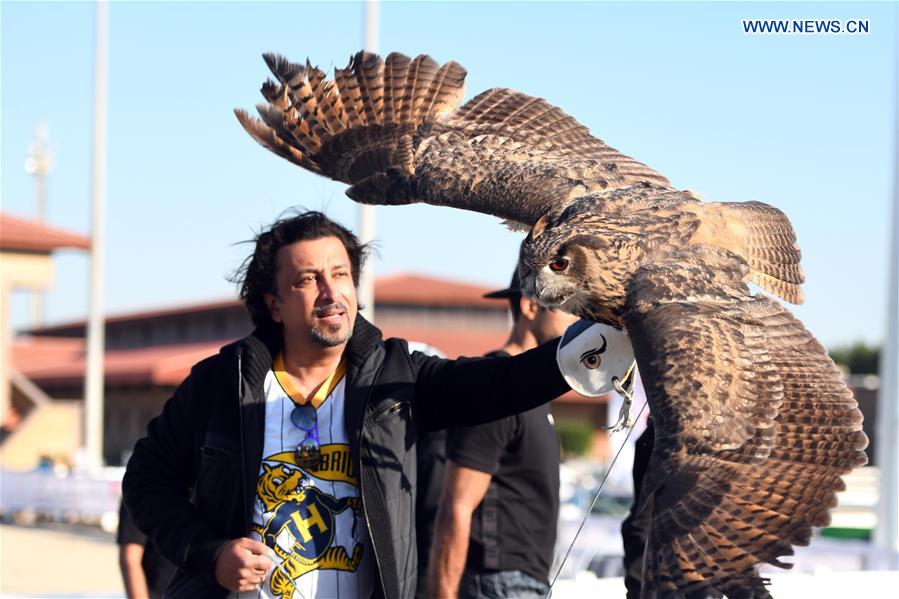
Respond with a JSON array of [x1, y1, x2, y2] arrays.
[[234, 211, 368, 332]]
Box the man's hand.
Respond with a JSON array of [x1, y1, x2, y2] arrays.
[[214, 538, 274, 592]]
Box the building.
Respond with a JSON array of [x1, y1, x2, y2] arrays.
[[0, 213, 90, 467], [9, 273, 614, 467]]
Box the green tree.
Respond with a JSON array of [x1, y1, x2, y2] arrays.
[[555, 419, 594, 457], [829, 342, 881, 375]]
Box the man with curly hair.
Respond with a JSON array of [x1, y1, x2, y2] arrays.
[[123, 211, 573, 599]]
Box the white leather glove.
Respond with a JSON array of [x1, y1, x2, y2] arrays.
[[556, 320, 635, 397]]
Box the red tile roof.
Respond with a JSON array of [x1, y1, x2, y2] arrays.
[[376, 273, 505, 308], [11, 327, 601, 405], [11, 323, 506, 387], [0, 213, 91, 252], [380, 325, 506, 359], [11, 336, 225, 387], [28, 274, 507, 335], [33, 298, 246, 333]]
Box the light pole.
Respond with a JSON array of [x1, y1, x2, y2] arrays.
[[24, 122, 53, 328], [83, 0, 109, 473], [873, 17, 899, 571], [357, 0, 379, 323]]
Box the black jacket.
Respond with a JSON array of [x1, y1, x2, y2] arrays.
[[123, 316, 568, 598]]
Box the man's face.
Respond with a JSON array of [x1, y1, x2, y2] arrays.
[[265, 236, 358, 348], [531, 305, 579, 345]]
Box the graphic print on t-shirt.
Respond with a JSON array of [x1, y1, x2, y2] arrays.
[[253, 457, 364, 598], [246, 356, 373, 599]]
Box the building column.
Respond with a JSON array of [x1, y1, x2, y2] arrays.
[[0, 285, 12, 429]]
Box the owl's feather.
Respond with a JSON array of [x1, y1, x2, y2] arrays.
[[235, 51, 668, 224], [624, 247, 866, 597], [236, 51, 800, 304], [684, 201, 805, 304]]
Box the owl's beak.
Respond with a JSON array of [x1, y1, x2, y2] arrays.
[[535, 267, 574, 308]]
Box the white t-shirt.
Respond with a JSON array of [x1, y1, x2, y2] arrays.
[[238, 356, 374, 599]]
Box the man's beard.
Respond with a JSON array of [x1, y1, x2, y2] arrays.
[[309, 302, 353, 347]]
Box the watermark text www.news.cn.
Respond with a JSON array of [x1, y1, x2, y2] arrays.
[[742, 19, 870, 35]]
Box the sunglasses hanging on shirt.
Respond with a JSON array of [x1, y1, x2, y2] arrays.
[[290, 403, 321, 468], [275, 354, 345, 470]]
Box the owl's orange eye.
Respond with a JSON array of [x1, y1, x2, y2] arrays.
[[549, 257, 570, 272]]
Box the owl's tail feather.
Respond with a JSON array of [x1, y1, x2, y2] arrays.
[[688, 201, 805, 304], [234, 51, 466, 194]]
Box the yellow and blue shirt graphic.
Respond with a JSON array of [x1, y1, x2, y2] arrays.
[[240, 357, 374, 599]]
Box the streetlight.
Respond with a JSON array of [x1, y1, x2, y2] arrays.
[[24, 122, 54, 327]]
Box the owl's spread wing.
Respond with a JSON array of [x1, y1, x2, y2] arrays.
[[235, 51, 669, 226], [623, 246, 867, 597]]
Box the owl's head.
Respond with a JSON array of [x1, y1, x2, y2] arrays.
[[518, 229, 589, 311], [519, 216, 596, 317], [519, 199, 631, 325]]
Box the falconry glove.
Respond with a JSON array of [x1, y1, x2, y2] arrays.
[[556, 320, 635, 397]]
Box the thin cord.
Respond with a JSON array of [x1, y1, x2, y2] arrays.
[[546, 396, 649, 596]]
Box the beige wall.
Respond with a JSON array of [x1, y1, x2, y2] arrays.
[[0, 400, 82, 470], [0, 251, 55, 290], [0, 250, 54, 429]]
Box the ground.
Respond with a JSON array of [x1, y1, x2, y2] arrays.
[[0, 523, 123, 597]]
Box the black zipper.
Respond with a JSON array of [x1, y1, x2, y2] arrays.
[[236, 345, 249, 534], [371, 400, 405, 422], [356, 358, 387, 594]]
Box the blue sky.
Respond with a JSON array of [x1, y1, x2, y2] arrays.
[[2, 1, 895, 348]]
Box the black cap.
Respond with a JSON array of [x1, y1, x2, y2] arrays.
[[483, 269, 522, 299]]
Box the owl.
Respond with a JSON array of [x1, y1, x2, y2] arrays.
[[236, 51, 868, 598]]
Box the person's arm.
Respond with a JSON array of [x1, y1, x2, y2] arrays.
[[124, 360, 275, 592], [119, 543, 150, 599], [122, 364, 230, 580], [428, 462, 492, 599], [117, 500, 151, 598], [412, 339, 569, 431], [428, 416, 517, 598]]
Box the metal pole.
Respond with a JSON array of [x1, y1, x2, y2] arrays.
[[83, 0, 109, 473], [25, 122, 52, 328], [874, 24, 899, 565], [357, 0, 378, 322], [363, 0, 379, 61]]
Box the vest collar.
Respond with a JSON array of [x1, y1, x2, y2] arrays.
[[233, 313, 383, 391]]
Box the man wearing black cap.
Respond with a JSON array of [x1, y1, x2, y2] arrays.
[[427, 271, 578, 599]]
